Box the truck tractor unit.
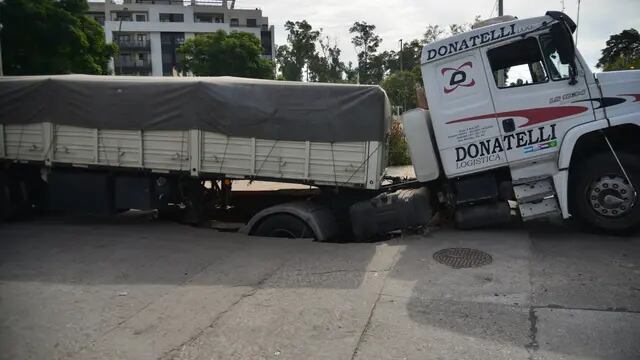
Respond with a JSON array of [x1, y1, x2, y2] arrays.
[[1, 11, 638, 239]]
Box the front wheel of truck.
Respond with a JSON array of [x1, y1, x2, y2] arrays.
[[573, 152, 640, 234]]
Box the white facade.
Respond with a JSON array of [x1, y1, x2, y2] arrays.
[[87, 0, 275, 76]]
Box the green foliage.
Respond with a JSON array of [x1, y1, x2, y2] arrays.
[[0, 0, 116, 75], [276, 21, 349, 82], [276, 44, 301, 80], [349, 21, 383, 84], [381, 70, 420, 112], [388, 118, 411, 166], [178, 30, 274, 78], [600, 56, 640, 71], [385, 39, 422, 74], [597, 29, 640, 71], [344, 61, 359, 83], [275, 20, 320, 81], [308, 37, 347, 83], [422, 25, 445, 45]]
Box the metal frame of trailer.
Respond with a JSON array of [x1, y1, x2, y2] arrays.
[[0, 123, 387, 190]]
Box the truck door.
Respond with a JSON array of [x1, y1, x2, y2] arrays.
[[481, 34, 594, 165], [425, 49, 507, 177]]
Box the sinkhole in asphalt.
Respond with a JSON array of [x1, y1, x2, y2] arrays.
[[433, 248, 493, 269]]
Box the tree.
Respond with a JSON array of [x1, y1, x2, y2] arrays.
[[0, 0, 116, 75], [422, 25, 445, 45], [596, 29, 640, 71], [350, 21, 383, 84], [275, 20, 320, 81], [178, 30, 273, 78], [385, 39, 422, 74], [381, 70, 420, 112], [308, 36, 346, 83], [422, 16, 481, 45], [344, 61, 359, 83], [276, 45, 300, 80]]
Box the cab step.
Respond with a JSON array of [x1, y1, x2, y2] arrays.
[[513, 178, 561, 221]]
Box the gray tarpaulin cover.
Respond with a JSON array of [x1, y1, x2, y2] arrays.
[[0, 75, 390, 142]]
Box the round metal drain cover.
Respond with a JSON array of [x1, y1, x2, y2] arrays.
[[433, 248, 492, 269]]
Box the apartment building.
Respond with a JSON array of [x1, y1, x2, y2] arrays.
[[87, 0, 275, 76]]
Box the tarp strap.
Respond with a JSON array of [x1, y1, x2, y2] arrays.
[[255, 140, 279, 177], [342, 143, 380, 187]]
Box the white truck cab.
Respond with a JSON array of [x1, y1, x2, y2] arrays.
[[405, 11, 640, 232]]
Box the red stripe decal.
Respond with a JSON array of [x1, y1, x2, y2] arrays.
[[619, 94, 640, 102], [446, 106, 589, 128], [440, 61, 473, 75]]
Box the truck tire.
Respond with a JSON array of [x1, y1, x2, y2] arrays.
[[573, 152, 640, 233], [252, 214, 314, 239]]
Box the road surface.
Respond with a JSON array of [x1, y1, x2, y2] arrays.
[[0, 216, 638, 360]]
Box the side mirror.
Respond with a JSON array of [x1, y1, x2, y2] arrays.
[[550, 22, 578, 85]]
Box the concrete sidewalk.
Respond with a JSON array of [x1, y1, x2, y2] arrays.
[[0, 218, 638, 360]]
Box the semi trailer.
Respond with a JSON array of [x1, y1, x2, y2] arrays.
[[1, 11, 639, 239]]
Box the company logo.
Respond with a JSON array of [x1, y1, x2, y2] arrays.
[[425, 24, 517, 62], [442, 62, 475, 94], [455, 125, 557, 169]]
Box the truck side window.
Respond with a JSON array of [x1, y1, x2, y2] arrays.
[[539, 34, 571, 81], [487, 37, 548, 88]]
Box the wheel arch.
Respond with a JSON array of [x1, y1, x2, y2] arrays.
[[243, 201, 339, 241], [563, 122, 640, 215]]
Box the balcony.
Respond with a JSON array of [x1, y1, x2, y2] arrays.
[[230, 22, 261, 28], [114, 59, 152, 75], [114, 39, 151, 51]]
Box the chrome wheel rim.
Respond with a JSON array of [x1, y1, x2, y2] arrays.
[[588, 175, 636, 217]]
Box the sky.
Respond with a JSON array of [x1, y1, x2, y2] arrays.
[[241, 0, 640, 71]]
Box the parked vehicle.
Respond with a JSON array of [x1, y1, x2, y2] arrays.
[[405, 11, 639, 233], [1, 11, 638, 239]]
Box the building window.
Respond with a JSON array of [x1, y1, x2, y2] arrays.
[[194, 14, 213, 23], [161, 32, 185, 76], [117, 34, 131, 42], [111, 12, 133, 21], [137, 53, 147, 66], [135, 14, 146, 22], [194, 13, 224, 23], [119, 53, 132, 63], [487, 37, 548, 88], [246, 19, 257, 27], [159, 13, 184, 23], [230, 18, 239, 27], [261, 30, 272, 56], [88, 13, 105, 25], [137, 34, 147, 42]]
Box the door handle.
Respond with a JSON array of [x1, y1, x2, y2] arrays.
[[502, 118, 515, 133]]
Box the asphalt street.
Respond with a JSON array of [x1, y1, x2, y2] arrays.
[[0, 216, 638, 360]]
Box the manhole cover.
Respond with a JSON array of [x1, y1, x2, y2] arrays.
[[433, 248, 492, 269]]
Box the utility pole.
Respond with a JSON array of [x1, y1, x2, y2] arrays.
[[498, 0, 503, 16], [399, 39, 403, 72]]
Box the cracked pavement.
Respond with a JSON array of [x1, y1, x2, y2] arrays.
[[0, 217, 639, 360]]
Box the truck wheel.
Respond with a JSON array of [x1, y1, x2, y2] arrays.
[[573, 152, 640, 233], [252, 214, 314, 239]]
